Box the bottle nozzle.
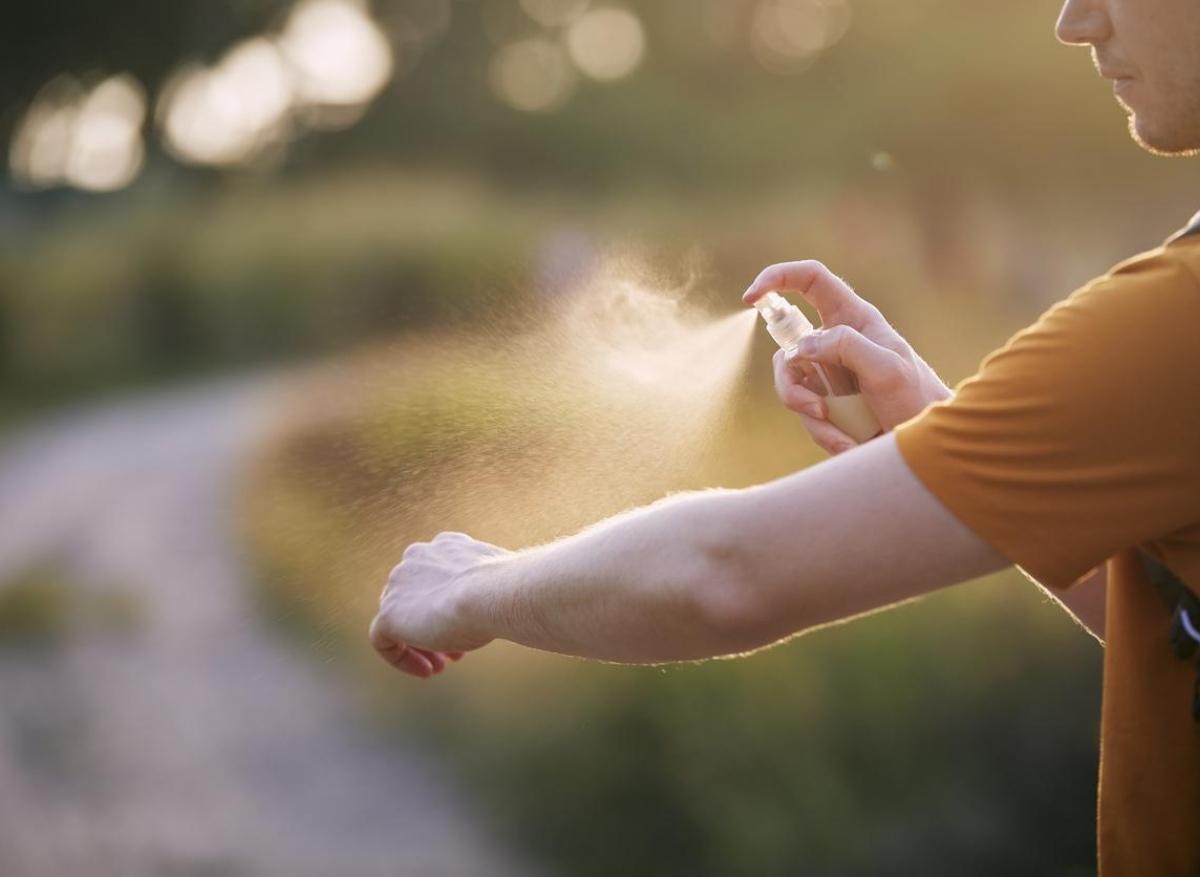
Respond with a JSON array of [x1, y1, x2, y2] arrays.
[[753, 291, 812, 351], [753, 291, 884, 443], [753, 291, 789, 323]]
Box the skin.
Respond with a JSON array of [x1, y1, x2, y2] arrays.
[[368, 0, 1185, 678], [1057, 0, 1200, 154], [371, 258, 1106, 677]]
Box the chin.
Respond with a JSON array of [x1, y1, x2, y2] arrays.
[[1128, 115, 1200, 157]]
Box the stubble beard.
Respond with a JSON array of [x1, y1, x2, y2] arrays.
[[1122, 92, 1200, 157]]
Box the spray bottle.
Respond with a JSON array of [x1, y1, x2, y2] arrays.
[[754, 292, 883, 443]]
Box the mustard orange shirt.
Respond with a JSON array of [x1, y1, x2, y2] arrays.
[[894, 226, 1200, 875]]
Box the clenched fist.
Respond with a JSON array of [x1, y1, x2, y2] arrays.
[[369, 532, 510, 679]]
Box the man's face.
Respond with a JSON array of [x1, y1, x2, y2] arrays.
[[1057, 0, 1200, 154]]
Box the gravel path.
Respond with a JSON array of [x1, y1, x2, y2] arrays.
[[0, 379, 536, 877]]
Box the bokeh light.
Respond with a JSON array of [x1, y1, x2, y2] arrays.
[[9, 73, 146, 192], [158, 0, 394, 167], [8, 77, 80, 189], [751, 0, 852, 73], [565, 6, 646, 82], [277, 0, 394, 107], [158, 39, 293, 167], [489, 37, 576, 112], [67, 75, 147, 191]]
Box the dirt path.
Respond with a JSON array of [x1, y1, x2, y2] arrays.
[[0, 379, 537, 877]]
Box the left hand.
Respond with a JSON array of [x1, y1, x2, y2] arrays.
[[369, 532, 509, 679]]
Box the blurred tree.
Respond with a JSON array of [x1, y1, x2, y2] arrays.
[[1, 1, 289, 121]]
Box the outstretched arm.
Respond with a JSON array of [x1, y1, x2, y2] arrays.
[[369, 433, 1011, 674]]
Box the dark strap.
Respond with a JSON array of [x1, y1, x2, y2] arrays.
[[1140, 550, 1195, 609], [1139, 550, 1200, 722]]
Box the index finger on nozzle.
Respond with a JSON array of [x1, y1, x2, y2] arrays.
[[742, 283, 771, 306], [743, 260, 871, 327], [743, 262, 814, 306]]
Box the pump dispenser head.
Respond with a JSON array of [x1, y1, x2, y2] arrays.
[[754, 291, 813, 352]]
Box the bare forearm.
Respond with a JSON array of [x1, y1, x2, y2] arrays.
[[455, 436, 1010, 665], [458, 490, 748, 663]]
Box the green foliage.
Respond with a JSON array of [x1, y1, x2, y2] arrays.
[[0, 567, 72, 646], [249, 337, 1103, 875], [400, 583, 1100, 877], [4, 0, 1194, 420], [0, 563, 146, 647], [0, 174, 542, 413]]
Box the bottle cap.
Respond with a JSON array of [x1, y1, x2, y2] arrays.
[[754, 291, 813, 350]]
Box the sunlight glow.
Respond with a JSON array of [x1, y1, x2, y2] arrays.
[[565, 7, 646, 82], [277, 0, 394, 107], [9, 74, 146, 192], [751, 0, 852, 73], [157, 0, 394, 167], [490, 38, 576, 113], [159, 39, 293, 167], [871, 150, 895, 172]]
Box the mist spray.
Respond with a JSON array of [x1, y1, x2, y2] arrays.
[[754, 292, 883, 443]]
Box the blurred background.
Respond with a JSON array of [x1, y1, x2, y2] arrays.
[[0, 0, 1190, 874]]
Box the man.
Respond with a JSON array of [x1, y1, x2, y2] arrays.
[[369, 1, 1200, 872]]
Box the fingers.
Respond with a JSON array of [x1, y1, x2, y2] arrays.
[[772, 350, 826, 419], [396, 647, 435, 678], [770, 351, 859, 455], [376, 640, 461, 679], [743, 261, 880, 330], [798, 412, 859, 456], [787, 324, 906, 390], [413, 647, 446, 674], [370, 613, 461, 679]]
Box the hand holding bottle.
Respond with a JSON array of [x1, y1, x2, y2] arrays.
[[744, 260, 953, 455]]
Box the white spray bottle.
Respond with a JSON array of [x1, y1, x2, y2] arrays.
[[754, 291, 883, 443]]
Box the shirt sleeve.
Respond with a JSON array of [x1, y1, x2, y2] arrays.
[[893, 247, 1200, 590]]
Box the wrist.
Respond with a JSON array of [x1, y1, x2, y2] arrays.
[[452, 554, 517, 648]]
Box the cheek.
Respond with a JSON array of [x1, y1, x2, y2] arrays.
[[1145, 63, 1200, 126], [1134, 3, 1200, 95], [1109, 0, 1200, 149]]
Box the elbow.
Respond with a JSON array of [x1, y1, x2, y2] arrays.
[[688, 532, 783, 656], [654, 488, 801, 659]]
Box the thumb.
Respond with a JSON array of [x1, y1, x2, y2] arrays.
[[787, 325, 904, 387]]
